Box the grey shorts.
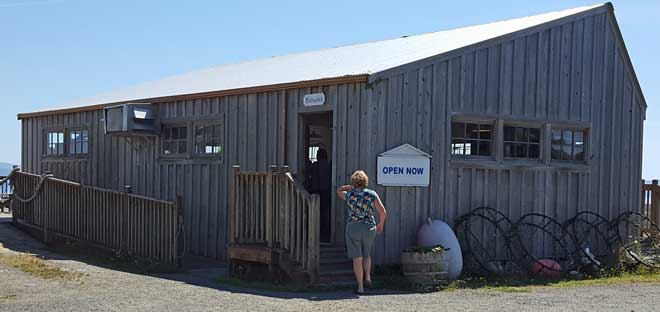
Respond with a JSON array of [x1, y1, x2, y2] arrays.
[[345, 221, 377, 259]]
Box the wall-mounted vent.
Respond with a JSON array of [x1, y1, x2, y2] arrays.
[[104, 103, 160, 136]]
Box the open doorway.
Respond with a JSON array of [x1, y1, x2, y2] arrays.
[[300, 111, 333, 243]]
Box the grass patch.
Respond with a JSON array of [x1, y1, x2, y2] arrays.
[[444, 267, 660, 293], [0, 253, 82, 281], [0, 294, 17, 301]]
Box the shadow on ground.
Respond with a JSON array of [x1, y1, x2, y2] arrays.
[[0, 214, 406, 301]]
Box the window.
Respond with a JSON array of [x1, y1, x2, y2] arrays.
[[194, 124, 223, 156], [46, 131, 64, 156], [69, 130, 89, 155], [503, 126, 541, 159], [451, 122, 493, 156], [161, 126, 188, 155], [551, 129, 586, 161]]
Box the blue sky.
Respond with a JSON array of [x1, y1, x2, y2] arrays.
[[1, 0, 658, 178]]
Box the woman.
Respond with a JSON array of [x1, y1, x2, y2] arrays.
[[336, 170, 387, 295]]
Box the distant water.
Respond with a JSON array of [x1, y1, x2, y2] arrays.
[[0, 163, 14, 177]]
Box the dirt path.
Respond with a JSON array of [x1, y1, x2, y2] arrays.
[[1, 218, 660, 311]]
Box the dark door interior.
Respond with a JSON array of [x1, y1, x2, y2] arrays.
[[300, 112, 333, 243]]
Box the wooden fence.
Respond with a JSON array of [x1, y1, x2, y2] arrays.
[[11, 171, 181, 265], [0, 174, 11, 212], [230, 166, 320, 281], [643, 179, 660, 225]]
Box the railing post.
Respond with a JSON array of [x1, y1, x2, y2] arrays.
[[230, 166, 240, 245], [308, 194, 320, 284], [176, 194, 184, 268], [266, 166, 278, 248], [653, 180, 660, 224]]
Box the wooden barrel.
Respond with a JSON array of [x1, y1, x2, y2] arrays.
[[401, 251, 449, 286]]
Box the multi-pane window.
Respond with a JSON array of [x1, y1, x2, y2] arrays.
[[46, 131, 64, 156], [451, 122, 493, 156], [69, 130, 89, 155], [194, 124, 223, 155], [503, 126, 541, 159], [161, 126, 188, 155], [551, 129, 586, 161]]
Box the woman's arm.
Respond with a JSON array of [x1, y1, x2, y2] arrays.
[[374, 197, 387, 233], [336, 185, 352, 201]]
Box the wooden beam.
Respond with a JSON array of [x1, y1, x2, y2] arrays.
[[228, 245, 273, 264]]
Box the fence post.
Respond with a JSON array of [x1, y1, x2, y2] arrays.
[[176, 194, 184, 268], [653, 180, 660, 225], [266, 166, 277, 248], [10, 172, 17, 224], [230, 166, 240, 245]]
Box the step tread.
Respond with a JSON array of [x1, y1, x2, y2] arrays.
[[320, 257, 352, 264], [320, 269, 354, 277]]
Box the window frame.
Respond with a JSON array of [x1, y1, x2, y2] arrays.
[[192, 120, 225, 161], [502, 123, 543, 162], [44, 128, 66, 158], [449, 115, 589, 168], [67, 127, 90, 157], [550, 126, 589, 164], [449, 118, 496, 160], [159, 123, 190, 159], [43, 126, 90, 159]]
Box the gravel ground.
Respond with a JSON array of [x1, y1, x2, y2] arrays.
[[2, 215, 660, 311]]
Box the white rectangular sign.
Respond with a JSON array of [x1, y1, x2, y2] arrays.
[[303, 93, 325, 107], [377, 156, 430, 187]]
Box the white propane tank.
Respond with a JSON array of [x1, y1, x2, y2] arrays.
[[417, 218, 463, 280]]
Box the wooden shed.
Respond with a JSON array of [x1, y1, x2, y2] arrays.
[[17, 3, 646, 282]]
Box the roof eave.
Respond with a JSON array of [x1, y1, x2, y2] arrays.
[[17, 74, 369, 120]]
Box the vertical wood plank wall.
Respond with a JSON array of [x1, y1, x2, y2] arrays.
[[20, 10, 645, 264], [363, 11, 645, 263]]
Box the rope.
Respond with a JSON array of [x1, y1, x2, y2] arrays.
[[11, 172, 53, 203]]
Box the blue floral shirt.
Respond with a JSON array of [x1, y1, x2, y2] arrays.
[[345, 188, 378, 226]]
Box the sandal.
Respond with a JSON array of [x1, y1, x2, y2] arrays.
[[364, 280, 373, 289]]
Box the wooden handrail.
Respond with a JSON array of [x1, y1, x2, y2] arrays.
[[10, 171, 180, 264], [231, 165, 320, 282]]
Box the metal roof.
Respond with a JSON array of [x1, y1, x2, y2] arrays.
[[23, 3, 604, 117]]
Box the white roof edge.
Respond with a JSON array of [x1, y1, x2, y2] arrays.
[[21, 3, 607, 116]]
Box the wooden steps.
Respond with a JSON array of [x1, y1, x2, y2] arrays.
[[317, 244, 355, 286]]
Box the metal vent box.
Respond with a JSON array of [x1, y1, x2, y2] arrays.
[[104, 103, 160, 135]]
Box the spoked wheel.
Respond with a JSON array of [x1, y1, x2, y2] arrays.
[[612, 211, 660, 269], [564, 211, 622, 274], [514, 213, 578, 277], [455, 207, 524, 277]]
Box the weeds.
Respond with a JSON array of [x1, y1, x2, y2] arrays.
[[0, 253, 82, 281]]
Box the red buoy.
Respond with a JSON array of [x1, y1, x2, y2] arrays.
[[529, 259, 561, 279]]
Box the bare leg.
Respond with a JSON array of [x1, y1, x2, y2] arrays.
[[352, 257, 364, 292], [363, 257, 372, 284]]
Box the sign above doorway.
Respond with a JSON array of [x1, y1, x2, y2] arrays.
[[303, 93, 325, 107], [377, 144, 431, 187]]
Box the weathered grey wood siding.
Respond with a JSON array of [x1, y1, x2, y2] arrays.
[[20, 83, 365, 261], [20, 8, 645, 265], [361, 10, 645, 263]]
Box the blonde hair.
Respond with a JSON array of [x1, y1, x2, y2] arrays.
[[351, 170, 369, 189]]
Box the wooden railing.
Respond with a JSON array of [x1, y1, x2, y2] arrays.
[[230, 165, 320, 282], [643, 179, 660, 225], [0, 175, 11, 212], [11, 171, 181, 265]]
